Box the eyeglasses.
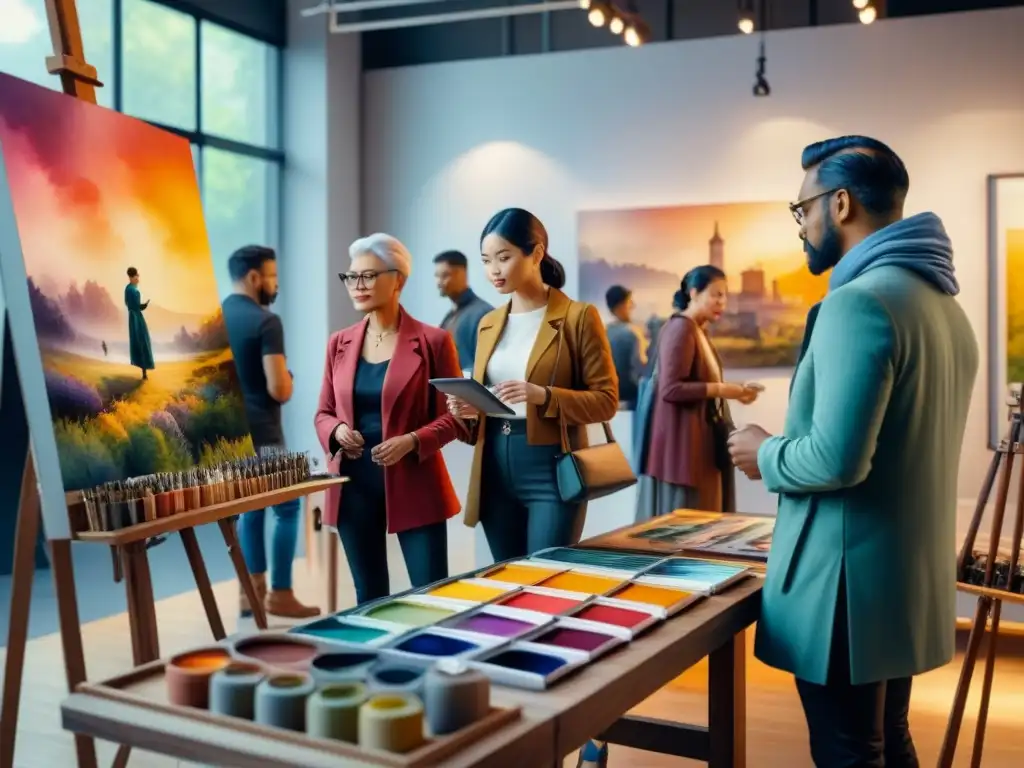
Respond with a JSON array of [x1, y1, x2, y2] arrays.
[[789, 188, 841, 225], [338, 269, 397, 289]]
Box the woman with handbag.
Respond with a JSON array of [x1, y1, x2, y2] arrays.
[[314, 233, 465, 605], [446, 208, 623, 562], [636, 265, 760, 520]]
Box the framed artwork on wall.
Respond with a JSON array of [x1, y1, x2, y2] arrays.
[[988, 173, 1024, 448], [578, 202, 829, 373]]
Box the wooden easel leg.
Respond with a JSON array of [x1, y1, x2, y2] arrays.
[[707, 628, 746, 768], [120, 543, 160, 664], [938, 597, 991, 768], [49, 538, 98, 768], [969, 598, 1002, 768], [180, 528, 226, 641], [0, 455, 42, 768], [218, 518, 267, 629]]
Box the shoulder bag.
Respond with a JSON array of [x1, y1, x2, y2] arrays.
[[550, 303, 638, 504]]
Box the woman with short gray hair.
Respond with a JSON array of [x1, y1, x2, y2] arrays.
[[315, 233, 465, 604]]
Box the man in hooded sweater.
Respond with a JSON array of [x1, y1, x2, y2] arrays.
[[727, 136, 978, 768]]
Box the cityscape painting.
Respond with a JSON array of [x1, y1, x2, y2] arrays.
[[578, 202, 830, 369]]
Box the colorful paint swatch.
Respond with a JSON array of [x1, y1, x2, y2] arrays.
[[611, 583, 692, 607], [484, 563, 561, 585], [428, 580, 509, 602], [644, 557, 748, 590], [532, 626, 616, 654], [574, 603, 654, 629], [538, 571, 623, 595], [532, 547, 661, 572], [392, 632, 478, 658], [500, 591, 582, 615], [485, 648, 567, 676], [291, 618, 390, 645], [363, 600, 455, 627], [453, 613, 535, 638]]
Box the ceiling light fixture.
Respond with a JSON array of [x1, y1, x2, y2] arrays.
[[738, 0, 755, 34], [623, 17, 649, 46], [609, 14, 625, 34], [859, 4, 876, 24], [578, 0, 591, 8], [852, 0, 869, 9], [753, 38, 770, 97], [587, 1, 609, 27]]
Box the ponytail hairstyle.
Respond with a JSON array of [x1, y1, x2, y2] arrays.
[[480, 207, 566, 290], [679, 265, 726, 309]]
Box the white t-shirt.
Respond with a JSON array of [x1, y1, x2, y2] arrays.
[[486, 306, 546, 418]]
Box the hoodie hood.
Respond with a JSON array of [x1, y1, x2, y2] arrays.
[[829, 211, 959, 296]]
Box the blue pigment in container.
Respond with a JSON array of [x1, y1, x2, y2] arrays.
[[393, 632, 478, 657], [486, 648, 567, 676]]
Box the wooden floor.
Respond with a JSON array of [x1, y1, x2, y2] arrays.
[[3, 527, 1024, 767]]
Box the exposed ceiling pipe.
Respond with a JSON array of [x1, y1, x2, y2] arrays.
[[325, 0, 580, 34], [301, 0, 495, 17]]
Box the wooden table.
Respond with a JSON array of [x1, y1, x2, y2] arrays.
[[61, 576, 761, 767]]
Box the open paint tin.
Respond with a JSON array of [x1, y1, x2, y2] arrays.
[[566, 596, 664, 637], [379, 626, 502, 666], [494, 585, 593, 615], [533, 566, 633, 596], [424, 577, 520, 604], [469, 640, 588, 691], [606, 576, 703, 618], [289, 614, 402, 648], [356, 595, 468, 628], [478, 560, 566, 586], [641, 556, 751, 594], [529, 547, 662, 575], [441, 603, 554, 640], [521, 616, 630, 661], [231, 633, 320, 671]]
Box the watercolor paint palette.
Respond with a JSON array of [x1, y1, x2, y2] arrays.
[[469, 641, 589, 691], [480, 560, 567, 586], [289, 614, 403, 648], [534, 567, 632, 596], [523, 616, 630, 661], [495, 585, 593, 615], [640, 557, 751, 593], [379, 626, 504, 666], [425, 577, 520, 604], [606, 577, 702, 618], [567, 596, 664, 637], [530, 547, 662, 574], [441, 603, 554, 640]]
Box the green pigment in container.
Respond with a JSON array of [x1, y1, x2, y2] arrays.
[[363, 600, 455, 627], [291, 618, 389, 644]]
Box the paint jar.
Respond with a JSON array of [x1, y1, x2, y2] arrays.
[[358, 693, 425, 753], [255, 673, 315, 731], [306, 682, 367, 742], [209, 661, 265, 720], [166, 646, 232, 708], [422, 659, 489, 735]]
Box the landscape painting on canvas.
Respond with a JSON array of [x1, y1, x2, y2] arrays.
[[990, 174, 1024, 446], [0, 73, 252, 491], [578, 202, 830, 369]]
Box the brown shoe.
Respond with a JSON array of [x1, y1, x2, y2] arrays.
[[265, 589, 321, 619], [239, 572, 267, 618]]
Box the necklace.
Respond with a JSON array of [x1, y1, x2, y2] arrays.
[[369, 327, 396, 348]]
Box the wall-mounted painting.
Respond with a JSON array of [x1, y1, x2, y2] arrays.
[[0, 72, 253, 492], [578, 202, 829, 369], [988, 173, 1024, 448]]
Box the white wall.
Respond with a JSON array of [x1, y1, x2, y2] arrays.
[[361, 7, 1024, 524]]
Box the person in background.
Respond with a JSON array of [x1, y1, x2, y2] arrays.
[[316, 234, 464, 605], [222, 245, 319, 620], [124, 267, 154, 380], [435, 249, 493, 372], [604, 285, 648, 409], [637, 266, 759, 519], [644, 289, 684, 375], [447, 208, 618, 561], [728, 136, 978, 766]]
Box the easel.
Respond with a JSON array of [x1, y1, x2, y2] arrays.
[[938, 384, 1024, 768], [0, 4, 340, 766]]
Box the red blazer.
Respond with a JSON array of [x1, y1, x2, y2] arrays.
[[645, 314, 718, 488], [314, 309, 464, 533]]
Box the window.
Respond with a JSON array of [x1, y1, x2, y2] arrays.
[[0, 0, 114, 108], [202, 149, 279, 297], [201, 23, 278, 147], [122, 0, 196, 129]]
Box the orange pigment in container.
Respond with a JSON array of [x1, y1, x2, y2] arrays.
[[485, 564, 560, 585], [612, 583, 691, 607], [173, 650, 230, 671], [538, 572, 622, 595], [428, 581, 508, 602]]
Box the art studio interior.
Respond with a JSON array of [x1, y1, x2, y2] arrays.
[[1, 0, 1023, 766]]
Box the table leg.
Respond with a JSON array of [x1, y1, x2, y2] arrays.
[[219, 518, 268, 630], [180, 528, 226, 641], [326, 528, 338, 615], [707, 628, 746, 768]]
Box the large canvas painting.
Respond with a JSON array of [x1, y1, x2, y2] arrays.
[[578, 202, 830, 369], [989, 174, 1024, 448], [0, 73, 252, 492]]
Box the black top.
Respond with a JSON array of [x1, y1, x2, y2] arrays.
[[440, 288, 492, 371], [222, 293, 286, 448], [352, 357, 389, 449]]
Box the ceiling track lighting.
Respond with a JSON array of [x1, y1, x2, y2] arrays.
[[753, 38, 770, 97], [737, 0, 755, 34], [853, 0, 877, 24], [580, 1, 648, 46]]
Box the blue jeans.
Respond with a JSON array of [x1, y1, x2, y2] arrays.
[[237, 497, 300, 591]]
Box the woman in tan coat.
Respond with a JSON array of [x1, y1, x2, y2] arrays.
[[447, 208, 618, 561]]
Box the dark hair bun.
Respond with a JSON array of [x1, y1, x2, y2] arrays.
[[539, 253, 566, 289]]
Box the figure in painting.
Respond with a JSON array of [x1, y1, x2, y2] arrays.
[[124, 266, 154, 380], [101, 340, 108, 357]]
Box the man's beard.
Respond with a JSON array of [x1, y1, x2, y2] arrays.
[[258, 287, 278, 306], [804, 216, 843, 276]]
